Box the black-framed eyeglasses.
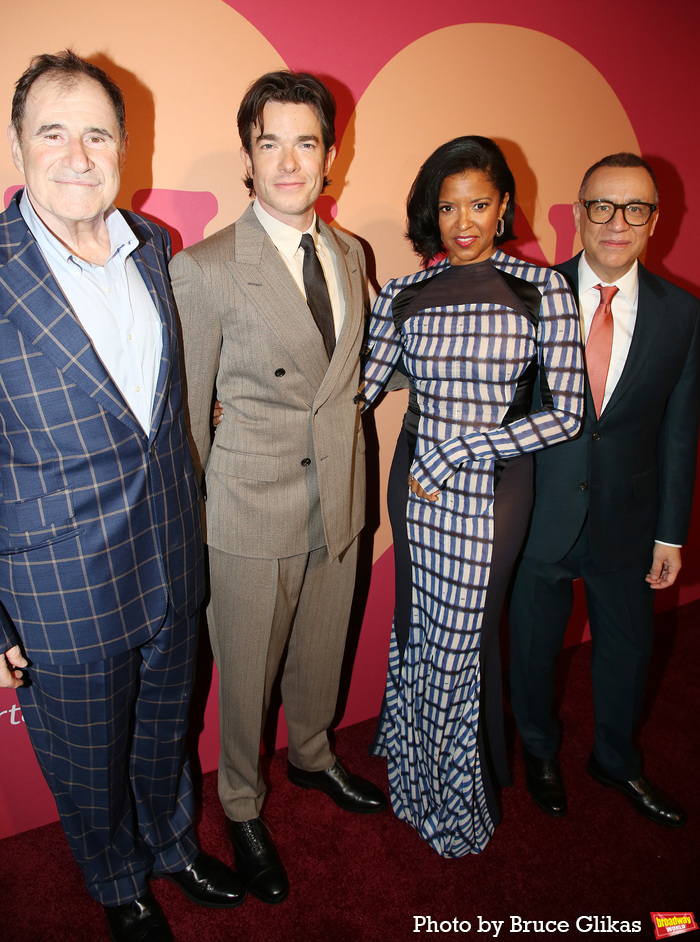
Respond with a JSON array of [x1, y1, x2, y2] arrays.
[[579, 199, 657, 226]]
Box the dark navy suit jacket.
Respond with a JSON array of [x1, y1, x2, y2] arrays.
[[0, 192, 204, 664], [522, 252, 700, 571]]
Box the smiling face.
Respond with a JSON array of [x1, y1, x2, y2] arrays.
[[241, 100, 336, 232], [437, 170, 509, 266], [574, 165, 658, 283], [8, 73, 124, 238]]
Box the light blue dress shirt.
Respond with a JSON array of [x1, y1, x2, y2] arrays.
[[20, 191, 162, 432]]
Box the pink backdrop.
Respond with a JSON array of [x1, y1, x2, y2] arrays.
[[1, 0, 698, 840]]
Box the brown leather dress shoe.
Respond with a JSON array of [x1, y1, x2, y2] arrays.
[[227, 817, 289, 904], [523, 749, 568, 817], [104, 891, 172, 942], [287, 758, 387, 813], [587, 753, 686, 827], [154, 851, 247, 908]]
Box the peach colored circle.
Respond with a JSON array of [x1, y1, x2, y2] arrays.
[[0, 0, 286, 231]]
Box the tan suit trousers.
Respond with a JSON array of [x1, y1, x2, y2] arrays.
[[207, 538, 359, 821]]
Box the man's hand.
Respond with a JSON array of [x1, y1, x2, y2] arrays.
[[0, 645, 28, 689], [645, 543, 682, 589]]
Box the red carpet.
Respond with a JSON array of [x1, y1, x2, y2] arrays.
[[2, 601, 697, 942]]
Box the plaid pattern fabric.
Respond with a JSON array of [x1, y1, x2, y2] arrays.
[[17, 605, 199, 904], [0, 193, 204, 900], [0, 193, 203, 663], [365, 253, 584, 856]]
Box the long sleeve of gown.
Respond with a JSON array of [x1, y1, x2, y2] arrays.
[[411, 267, 585, 493], [359, 267, 438, 410]]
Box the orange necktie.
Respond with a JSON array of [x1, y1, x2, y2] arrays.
[[586, 284, 618, 418]]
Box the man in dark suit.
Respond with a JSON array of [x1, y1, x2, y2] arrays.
[[171, 71, 386, 906], [510, 153, 699, 828], [0, 51, 244, 942]]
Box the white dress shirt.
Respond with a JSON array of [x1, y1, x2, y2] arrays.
[[20, 191, 162, 432], [253, 198, 346, 338], [578, 253, 638, 414]]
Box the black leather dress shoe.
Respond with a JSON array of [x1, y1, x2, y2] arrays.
[[227, 817, 289, 904], [523, 749, 567, 817], [104, 891, 172, 942], [287, 758, 388, 813], [587, 752, 686, 828], [154, 851, 247, 908]]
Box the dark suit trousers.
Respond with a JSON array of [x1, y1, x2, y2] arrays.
[[509, 519, 655, 780], [17, 605, 199, 906]]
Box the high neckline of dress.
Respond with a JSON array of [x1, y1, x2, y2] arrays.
[[442, 258, 495, 276]]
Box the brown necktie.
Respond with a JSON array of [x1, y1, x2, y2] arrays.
[[586, 284, 618, 418], [300, 233, 335, 360]]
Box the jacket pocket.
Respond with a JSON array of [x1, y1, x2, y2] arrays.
[[211, 447, 279, 482], [3, 488, 79, 553]]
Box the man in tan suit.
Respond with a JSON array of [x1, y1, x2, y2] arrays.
[[170, 71, 386, 905]]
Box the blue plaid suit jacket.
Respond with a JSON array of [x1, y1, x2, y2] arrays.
[[0, 192, 204, 664]]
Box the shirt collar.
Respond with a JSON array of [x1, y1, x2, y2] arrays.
[[253, 198, 319, 262], [19, 188, 137, 268], [579, 251, 639, 305]]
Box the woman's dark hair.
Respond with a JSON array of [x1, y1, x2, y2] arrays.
[[406, 136, 516, 266]]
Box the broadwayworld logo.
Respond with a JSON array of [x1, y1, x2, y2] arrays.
[[651, 913, 698, 939]]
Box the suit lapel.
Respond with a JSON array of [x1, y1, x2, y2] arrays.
[[0, 223, 144, 435], [0, 198, 177, 439], [599, 264, 666, 418], [127, 219, 173, 440], [227, 206, 331, 395], [315, 220, 363, 405]]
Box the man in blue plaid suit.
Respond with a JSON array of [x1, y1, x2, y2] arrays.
[[0, 51, 245, 942]]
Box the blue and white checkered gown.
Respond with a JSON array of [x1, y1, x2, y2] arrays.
[[362, 251, 584, 856]]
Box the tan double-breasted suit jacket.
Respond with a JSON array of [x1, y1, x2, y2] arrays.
[[171, 204, 366, 560]]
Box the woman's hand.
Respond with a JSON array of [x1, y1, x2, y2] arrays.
[[408, 473, 439, 502], [213, 400, 224, 427]]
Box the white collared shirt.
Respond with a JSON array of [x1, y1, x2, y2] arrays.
[[578, 253, 638, 414], [252, 198, 345, 338], [20, 190, 162, 432]]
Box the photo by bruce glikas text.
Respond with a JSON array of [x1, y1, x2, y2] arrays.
[[412, 915, 644, 935]]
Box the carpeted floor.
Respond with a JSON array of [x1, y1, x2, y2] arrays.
[[2, 602, 698, 942]]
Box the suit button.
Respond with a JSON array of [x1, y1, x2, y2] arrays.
[[301, 458, 311, 467], [274, 368, 286, 377], [592, 432, 600, 441], [578, 482, 589, 491], [150, 444, 156, 458]]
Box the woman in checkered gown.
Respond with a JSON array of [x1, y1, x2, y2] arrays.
[[361, 137, 584, 856]]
